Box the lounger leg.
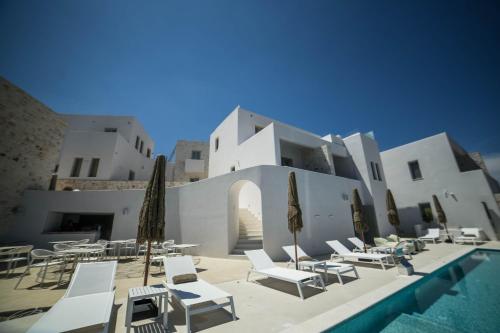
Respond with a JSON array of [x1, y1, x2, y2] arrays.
[[318, 276, 325, 290], [57, 261, 66, 286], [162, 294, 168, 330], [229, 296, 237, 321], [336, 271, 344, 285], [296, 282, 304, 300], [40, 262, 49, 287], [185, 306, 191, 333], [14, 266, 29, 289], [246, 270, 252, 282], [379, 259, 386, 270], [125, 297, 134, 333], [353, 267, 359, 279]]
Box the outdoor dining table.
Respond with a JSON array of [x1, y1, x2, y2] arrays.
[[56, 248, 101, 278], [108, 240, 129, 261]]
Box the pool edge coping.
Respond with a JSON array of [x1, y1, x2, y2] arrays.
[[280, 246, 487, 333]]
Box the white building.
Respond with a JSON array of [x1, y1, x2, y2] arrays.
[[57, 115, 155, 181], [381, 133, 500, 240]]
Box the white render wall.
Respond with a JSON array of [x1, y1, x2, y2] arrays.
[[10, 165, 362, 260], [344, 133, 391, 237], [381, 133, 500, 240], [57, 115, 154, 181]]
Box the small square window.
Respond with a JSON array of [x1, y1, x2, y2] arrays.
[[191, 151, 201, 160], [370, 162, 377, 180], [418, 202, 433, 223], [135, 136, 140, 150], [408, 160, 423, 180], [88, 158, 100, 177], [190, 177, 199, 182], [375, 163, 382, 181], [128, 170, 135, 180], [104, 128, 117, 133], [230, 166, 236, 172], [146, 148, 151, 158], [139, 141, 144, 154], [70, 158, 83, 177]]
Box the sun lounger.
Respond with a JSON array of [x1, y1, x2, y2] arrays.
[[282, 245, 358, 284], [163, 256, 236, 333], [454, 228, 484, 245], [419, 228, 440, 243], [347, 237, 373, 253], [27, 261, 117, 333], [245, 249, 325, 300], [326, 240, 395, 270]]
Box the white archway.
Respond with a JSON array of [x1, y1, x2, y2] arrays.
[[228, 180, 263, 254]]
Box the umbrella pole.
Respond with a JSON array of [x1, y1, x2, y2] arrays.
[[360, 231, 367, 253], [143, 241, 152, 286], [294, 229, 299, 270]]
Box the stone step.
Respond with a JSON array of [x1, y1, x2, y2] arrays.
[[238, 235, 263, 241]]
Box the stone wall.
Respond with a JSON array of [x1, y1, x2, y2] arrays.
[[0, 77, 67, 237], [171, 140, 209, 182], [55, 179, 186, 191]]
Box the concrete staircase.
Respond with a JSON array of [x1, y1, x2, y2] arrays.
[[231, 208, 263, 255]]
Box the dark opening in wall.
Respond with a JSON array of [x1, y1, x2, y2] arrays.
[[44, 212, 114, 240]]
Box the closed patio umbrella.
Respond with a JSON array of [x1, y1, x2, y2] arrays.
[[386, 189, 400, 241], [288, 171, 303, 270], [137, 155, 166, 286], [432, 194, 452, 243], [352, 188, 368, 253]]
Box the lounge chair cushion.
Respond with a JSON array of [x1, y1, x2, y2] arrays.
[[173, 273, 197, 284], [298, 256, 313, 262]]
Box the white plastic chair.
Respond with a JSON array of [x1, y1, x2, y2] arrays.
[[0, 245, 33, 277], [15, 249, 67, 289]]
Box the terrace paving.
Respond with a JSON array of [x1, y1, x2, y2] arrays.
[[0, 242, 498, 333]]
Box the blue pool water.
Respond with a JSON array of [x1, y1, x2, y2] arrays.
[[326, 249, 500, 333]]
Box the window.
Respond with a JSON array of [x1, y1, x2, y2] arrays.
[[375, 163, 382, 181], [190, 177, 199, 182], [128, 170, 135, 180], [70, 158, 83, 177], [230, 166, 236, 172], [255, 126, 264, 134], [370, 162, 377, 180], [482, 202, 492, 220], [191, 150, 201, 160], [215, 137, 219, 151], [408, 160, 423, 180], [418, 203, 433, 223], [281, 157, 294, 167], [139, 141, 144, 154], [104, 128, 117, 133], [88, 158, 100, 177], [135, 136, 140, 150], [146, 148, 151, 158]]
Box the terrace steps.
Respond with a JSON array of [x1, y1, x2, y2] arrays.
[[231, 209, 263, 255], [381, 313, 462, 333]]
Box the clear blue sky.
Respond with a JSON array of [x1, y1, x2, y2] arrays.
[[1, 0, 499, 159]]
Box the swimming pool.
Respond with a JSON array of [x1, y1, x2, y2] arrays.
[[325, 249, 500, 333]]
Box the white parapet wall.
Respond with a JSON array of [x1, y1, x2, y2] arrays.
[[10, 165, 366, 260]]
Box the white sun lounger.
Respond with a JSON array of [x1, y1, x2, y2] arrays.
[[282, 245, 358, 284], [326, 240, 395, 270], [347, 237, 372, 253], [27, 261, 117, 333], [454, 228, 484, 245], [245, 249, 325, 300], [419, 228, 440, 243], [163, 256, 236, 333]]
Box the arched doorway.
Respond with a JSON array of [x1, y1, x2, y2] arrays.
[[228, 180, 263, 255]]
